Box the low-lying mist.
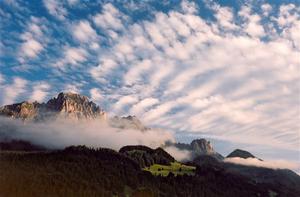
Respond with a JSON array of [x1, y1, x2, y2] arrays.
[[163, 146, 192, 161], [224, 157, 300, 172], [0, 117, 175, 151]]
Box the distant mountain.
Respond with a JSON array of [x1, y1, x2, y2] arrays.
[[226, 149, 261, 160], [0, 92, 106, 121], [166, 138, 224, 160], [119, 145, 175, 168]]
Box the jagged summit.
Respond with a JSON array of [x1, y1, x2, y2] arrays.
[[0, 92, 151, 131], [191, 139, 215, 155], [46, 92, 106, 119], [0, 101, 43, 120], [0, 92, 106, 121], [165, 138, 224, 161]]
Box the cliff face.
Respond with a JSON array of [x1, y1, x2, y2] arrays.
[[0, 92, 151, 131], [0, 101, 43, 120], [166, 138, 224, 161], [0, 92, 106, 121], [191, 139, 215, 155], [46, 92, 106, 120]]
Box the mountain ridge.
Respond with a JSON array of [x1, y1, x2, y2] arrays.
[[0, 92, 107, 121], [0, 92, 153, 132]]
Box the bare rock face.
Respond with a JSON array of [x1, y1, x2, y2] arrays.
[[0, 92, 149, 130], [0, 101, 42, 120], [190, 139, 224, 160], [166, 138, 224, 161], [191, 139, 215, 155], [0, 92, 106, 121], [46, 92, 106, 120]]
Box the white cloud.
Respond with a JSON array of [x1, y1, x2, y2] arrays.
[[164, 146, 192, 161], [90, 59, 118, 83], [214, 6, 238, 30], [87, 2, 300, 152], [93, 3, 124, 31], [19, 18, 46, 60], [261, 4, 272, 16], [72, 20, 97, 43], [130, 97, 159, 116], [54, 47, 87, 68], [1, 77, 28, 105], [90, 88, 103, 102], [65, 47, 87, 64], [113, 95, 138, 115], [180, 0, 198, 14], [124, 59, 152, 85], [275, 4, 300, 28], [67, 0, 78, 6], [224, 157, 300, 171], [239, 6, 265, 37], [0, 117, 175, 150], [43, 0, 67, 20], [30, 82, 51, 102], [20, 39, 43, 58], [63, 84, 81, 94]]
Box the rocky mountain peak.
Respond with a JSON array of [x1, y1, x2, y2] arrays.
[[0, 101, 42, 120], [0, 92, 106, 121], [191, 138, 215, 155], [46, 92, 106, 120]]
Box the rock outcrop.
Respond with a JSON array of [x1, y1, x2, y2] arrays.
[[191, 139, 215, 155], [0, 92, 106, 121], [166, 138, 224, 161], [46, 92, 106, 120], [0, 92, 152, 133], [0, 101, 43, 120]]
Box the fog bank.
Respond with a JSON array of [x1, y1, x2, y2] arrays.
[[224, 157, 300, 172], [0, 117, 174, 150]]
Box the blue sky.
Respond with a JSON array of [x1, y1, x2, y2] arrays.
[[0, 0, 300, 166]]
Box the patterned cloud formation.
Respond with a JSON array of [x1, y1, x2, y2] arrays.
[[0, 1, 299, 159]]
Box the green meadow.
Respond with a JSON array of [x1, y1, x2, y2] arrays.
[[143, 162, 196, 176]]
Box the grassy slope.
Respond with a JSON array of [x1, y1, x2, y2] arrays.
[[143, 162, 196, 176]]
